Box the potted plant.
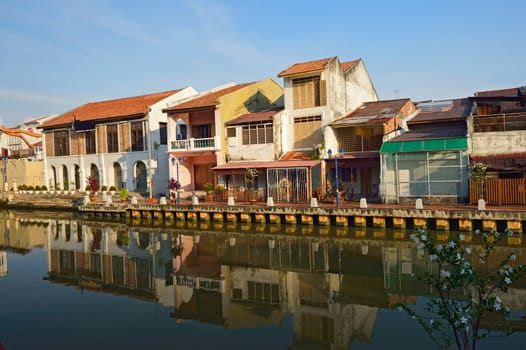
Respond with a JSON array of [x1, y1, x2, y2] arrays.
[[245, 168, 258, 203], [204, 182, 214, 201], [119, 188, 129, 202], [109, 186, 116, 196], [86, 176, 100, 202]]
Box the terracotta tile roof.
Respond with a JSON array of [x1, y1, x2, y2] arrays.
[[164, 83, 253, 112], [281, 151, 313, 161], [331, 99, 412, 126], [41, 89, 182, 129], [277, 57, 334, 77], [226, 107, 283, 125], [341, 60, 358, 72]]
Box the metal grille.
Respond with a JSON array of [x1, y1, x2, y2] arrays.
[[267, 167, 309, 203]]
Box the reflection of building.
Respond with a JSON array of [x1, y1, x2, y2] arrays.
[[46, 220, 174, 305], [0, 216, 48, 254], [0, 250, 6, 277]]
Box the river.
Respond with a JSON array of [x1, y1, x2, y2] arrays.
[[1, 210, 525, 349]]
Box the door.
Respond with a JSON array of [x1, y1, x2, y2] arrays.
[[194, 164, 214, 190], [135, 161, 147, 191], [360, 167, 372, 197]]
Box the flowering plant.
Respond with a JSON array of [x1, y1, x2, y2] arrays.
[[86, 176, 100, 195], [168, 178, 181, 191], [204, 182, 214, 193], [399, 228, 526, 350]]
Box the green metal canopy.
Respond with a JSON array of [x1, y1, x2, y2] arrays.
[[380, 137, 467, 153]]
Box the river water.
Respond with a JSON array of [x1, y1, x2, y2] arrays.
[[1, 210, 526, 349]]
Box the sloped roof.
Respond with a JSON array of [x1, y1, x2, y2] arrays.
[[278, 57, 334, 77], [473, 86, 526, 114], [331, 99, 412, 127], [164, 83, 253, 112], [226, 108, 283, 125], [341, 60, 358, 72], [41, 89, 182, 129], [281, 151, 313, 161], [212, 160, 320, 171], [411, 98, 471, 123]]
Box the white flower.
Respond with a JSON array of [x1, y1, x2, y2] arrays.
[[474, 229, 480, 234], [505, 277, 512, 284], [410, 234, 418, 242], [495, 231, 501, 238], [398, 306, 403, 312], [430, 319, 434, 325], [459, 234, 465, 241], [465, 247, 472, 255], [494, 302, 502, 311], [456, 253, 462, 261], [510, 253, 517, 261], [430, 254, 438, 262], [448, 241, 456, 248], [460, 316, 468, 324], [421, 234, 427, 242], [440, 269, 451, 278], [507, 229, 514, 237], [495, 296, 502, 304]]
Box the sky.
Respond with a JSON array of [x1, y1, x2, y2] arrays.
[[1, 0, 525, 127]]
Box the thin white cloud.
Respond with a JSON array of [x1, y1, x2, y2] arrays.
[[0, 89, 75, 106]]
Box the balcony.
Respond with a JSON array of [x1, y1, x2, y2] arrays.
[[170, 136, 218, 152], [473, 113, 526, 132], [341, 134, 383, 153]]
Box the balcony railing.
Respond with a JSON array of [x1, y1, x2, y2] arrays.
[[170, 137, 217, 151], [473, 113, 526, 132], [341, 135, 383, 153]]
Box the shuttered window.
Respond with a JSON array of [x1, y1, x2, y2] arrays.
[[241, 123, 273, 144], [292, 76, 326, 109], [293, 115, 322, 148], [53, 131, 69, 156], [107, 125, 119, 153]]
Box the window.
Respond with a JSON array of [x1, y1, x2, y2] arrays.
[[226, 127, 236, 138], [54, 130, 69, 156], [107, 124, 118, 153], [293, 115, 322, 148], [247, 281, 280, 305], [159, 122, 167, 145], [85, 130, 96, 154], [292, 76, 326, 109], [130, 122, 144, 151], [242, 123, 273, 145]]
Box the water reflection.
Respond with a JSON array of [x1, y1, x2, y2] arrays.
[[2, 212, 526, 348]]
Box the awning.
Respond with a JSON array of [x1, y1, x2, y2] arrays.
[[380, 137, 467, 153], [471, 153, 526, 170]]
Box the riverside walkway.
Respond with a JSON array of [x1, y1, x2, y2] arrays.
[[2, 191, 526, 233]]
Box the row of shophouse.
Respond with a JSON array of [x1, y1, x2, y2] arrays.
[[7, 55, 526, 205]]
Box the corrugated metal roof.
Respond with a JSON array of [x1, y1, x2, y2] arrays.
[[225, 108, 282, 125], [380, 138, 467, 153]]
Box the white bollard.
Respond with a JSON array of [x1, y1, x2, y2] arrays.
[[267, 197, 275, 207], [160, 196, 167, 205], [478, 199, 486, 211], [415, 198, 423, 210], [227, 196, 235, 206], [131, 196, 138, 205], [310, 197, 318, 208], [83, 195, 90, 205], [359, 197, 368, 209], [105, 196, 112, 206], [192, 195, 199, 205]]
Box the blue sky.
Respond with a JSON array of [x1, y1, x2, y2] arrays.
[[1, 0, 525, 126]]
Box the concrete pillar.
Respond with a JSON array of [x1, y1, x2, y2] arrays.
[[254, 213, 265, 224], [131, 197, 138, 205], [415, 198, 423, 210], [354, 216, 366, 227], [301, 215, 313, 225], [159, 196, 167, 205], [507, 220, 522, 232], [478, 199, 486, 211], [393, 217, 406, 229], [413, 218, 427, 228], [192, 196, 199, 205], [240, 213, 251, 223], [269, 214, 281, 224], [373, 217, 386, 228], [199, 212, 210, 221], [435, 219, 450, 231], [318, 215, 330, 226], [226, 213, 237, 222], [482, 220, 496, 231], [459, 219, 472, 231], [335, 216, 347, 226], [310, 197, 318, 208], [187, 212, 197, 221], [267, 197, 274, 207], [213, 213, 223, 222]]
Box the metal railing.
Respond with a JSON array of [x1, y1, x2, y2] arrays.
[[170, 137, 217, 151], [473, 113, 526, 132], [341, 134, 383, 153]]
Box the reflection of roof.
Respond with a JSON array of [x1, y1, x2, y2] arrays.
[[331, 99, 412, 127], [226, 108, 283, 125], [212, 160, 320, 171], [41, 89, 182, 128], [164, 83, 253, 112]]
